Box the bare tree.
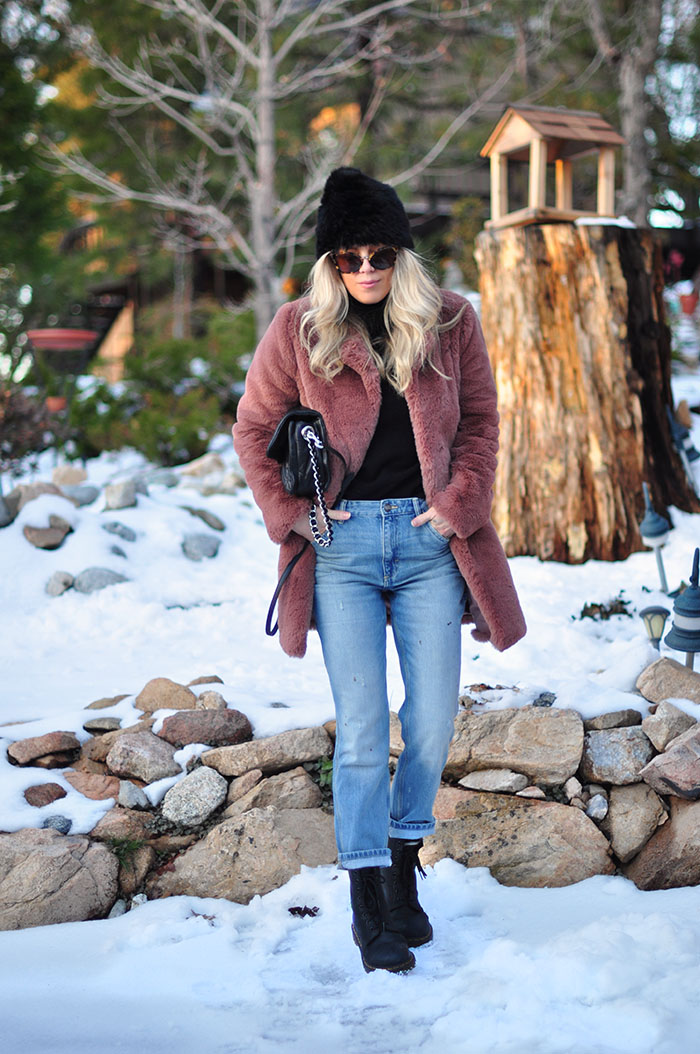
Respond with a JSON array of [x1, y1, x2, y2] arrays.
[[581, 0, 664, 225], [47, 0, 522, 337]]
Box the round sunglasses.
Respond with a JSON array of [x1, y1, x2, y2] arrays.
[[331, 246, 398, 274]]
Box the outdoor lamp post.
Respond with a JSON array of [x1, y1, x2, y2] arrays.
[[639, 606, 670, 650], [639, 483, 671, 594], [665, 548, 700, 669]]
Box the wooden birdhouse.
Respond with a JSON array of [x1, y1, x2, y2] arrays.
[[480, 104, 625, 229]]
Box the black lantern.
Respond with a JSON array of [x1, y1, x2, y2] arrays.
[[639, 483, 671, 594], [665, 548, 700, 669], [639, 606, 670, 650]]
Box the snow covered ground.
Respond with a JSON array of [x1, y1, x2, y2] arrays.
[[2, 327, 700, 1052]]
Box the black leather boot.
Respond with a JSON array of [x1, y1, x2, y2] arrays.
[[380, 838, 433, 947], [348, 867, 416, 973]]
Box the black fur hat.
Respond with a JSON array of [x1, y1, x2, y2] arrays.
[[315, 167, 414, 258]]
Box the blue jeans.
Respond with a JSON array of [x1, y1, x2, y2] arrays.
[[312, 498, 466, 870]]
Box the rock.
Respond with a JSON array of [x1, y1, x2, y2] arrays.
[[639, 725, 700, 799], [41, 815, 72, 834], [202, 726, 333, 778], [70, 757, 108, 776], [81, 720, 154, 763], [161, 767, 228, 827], [118, 846, 155, 898], [5, 482, 62, 518], [85, 694, 130, 711], [180, 452, 225, 478], [222, 767, 322, 818], [422, 791, 614, 887], [636, 656, 700, 706], [0, 495, 13, 527], [134, 677, 197, 714], [515, 786, 547, 799], [118, 781, 151, 811], [188, 675, 224, 687], [583, 710, 642, 731], [0, 828, 118, 930], [146, 807, 336, 904], [105, 731, 181, 783], [433, 786, 470, 820], [226, 769, 264, 804], [108, 899, 128, 919], [157, 708, 253, 749], [73, 567, 130, 593], [24, 783, 68, 807], [182, 506, 226, 531], [444, 707, 584, 786], [458, 769, 529, 793], [89, 807, 148, 843], [101, 521, 137, 543], [586, 794, 609, 820], [104, 480, 137, 510], [195, 691, 228, 711], [23, 516, 73, 550], [133, 467, 179, 489], [579, 728, 654, 785], [52, 465, 87, 487], [7, 731, 81, 767], [624, 797, 700, 889], [182, 533, 221, 561], [64, 771, 120, 801], [642, 701, 697, 752], [218, 469, 246, 494], [600, 783, 667, 863], [389, 710, 405, 757], [143, 833, 198, 855], [46, 571, 74, 596], [61, 484, 100, 507], [564, 776, 583, 801], [83, 717, 122, 734], [33, 752, 79, 770]]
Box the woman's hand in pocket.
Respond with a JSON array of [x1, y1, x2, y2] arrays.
[[411, 506, 455, 538]]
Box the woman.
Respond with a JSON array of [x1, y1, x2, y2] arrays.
[[233, 167, 525, 974]]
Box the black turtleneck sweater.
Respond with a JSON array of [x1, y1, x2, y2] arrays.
[[342, 296, 425, 501]]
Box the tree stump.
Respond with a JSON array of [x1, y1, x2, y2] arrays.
[[475, 223, 699, 563]]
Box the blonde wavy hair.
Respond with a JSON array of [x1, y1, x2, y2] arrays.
[[300, 249, 464, 393]]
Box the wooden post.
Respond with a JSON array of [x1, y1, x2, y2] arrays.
[[528, 137, 548, 210], [597, 147, 616, 215], [555, 159, 573, 211], [475, 224, 699, 563], [490, 152, 508, 222]]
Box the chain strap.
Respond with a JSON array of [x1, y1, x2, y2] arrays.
[[302, 425, 333, 547]]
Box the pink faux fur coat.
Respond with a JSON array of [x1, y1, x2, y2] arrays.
[[233, 289, 526, 657]]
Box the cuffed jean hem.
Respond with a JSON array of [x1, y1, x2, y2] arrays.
[[339, 849, 392, 870], [389, 820, 436, 839]]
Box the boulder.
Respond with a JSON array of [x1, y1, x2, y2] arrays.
[[422, 791, 614, 887], [134, 677, 197, 714], [202, 725, 333, 778], [180, 452, 225, 478], [83, 717, 122, 734], [52, 465, 87, 487], [105, 731, 181, 783], [89, 807, 149, 843], [146, 807, 336, 904], [624, 797, 700, 890], [458, 769, 529, 793], [161, 767, 228, 827], [642, 701, 697, 752], [433, 786, 470, 820], [85, 694, 130, 711], [81, 719, 154, 763], [73, 568, 130, 593], [101, 521, 137, 543], [182, 507, 226, 531], [579, 728, 655, 785], [118, 781, 151, 810], [157, 708, 253, 749], [118, 846, 156, 898], [443, 707, 584, 786], [226, 769, 264, 804], [181, 533, 221, 561], [0, 828, 118, 930], [7, 731, 81, 767], [23, 516, 73, 550], [600, 783, 667, 863], [583, 710, 642, 731], [63, 771, 120, 801], [195, 691, 228, 711], [5, 482, 62, 518], [61, 484, 100, 507], [188, 675, 224, 687], [222, 766, 322, 818], [104, 480, 137, 510], [389, 710, 405, 757], [45, 571, 74, 596], [636, 657, 700, 706], [23, 783, 68, 808], [639, 725, 700, 799]]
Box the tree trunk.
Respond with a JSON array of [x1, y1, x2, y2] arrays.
[[475, 223, 700, 563]]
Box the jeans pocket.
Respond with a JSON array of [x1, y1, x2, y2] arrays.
[[425, 520, 450, 543]]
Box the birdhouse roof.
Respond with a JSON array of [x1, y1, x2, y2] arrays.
[[481, 104, 625, 160]]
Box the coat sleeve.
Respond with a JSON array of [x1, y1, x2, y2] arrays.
[[430, 306, 500, 540], [232, 303, 310, 544]]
